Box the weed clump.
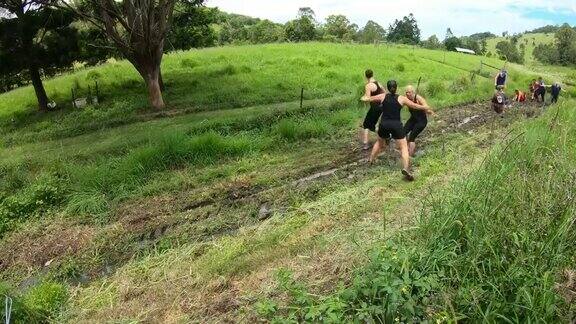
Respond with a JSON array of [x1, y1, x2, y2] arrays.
[[425, 80, 446, 97], [0, 281, 68, 323], [0, 175, 64, 237], [180, 58, 200, 69], [449, 75, 471, 93], [274, 117, 329, 141]]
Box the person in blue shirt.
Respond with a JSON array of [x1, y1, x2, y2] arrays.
[[551, 83, 562, 103], [494, 69, 507, 90]]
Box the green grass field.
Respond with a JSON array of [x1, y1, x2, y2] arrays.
[[1, 42, 575, 322]]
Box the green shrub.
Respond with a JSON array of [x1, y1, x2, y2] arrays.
[[274, 120, 299, 141], [425, 80, 446, 97], [0, 175, 65, 237], [449, 75, 471, 93], [23, 281, 69, 320], [395, 62, 405, 72], [0, 281, 67, 323]]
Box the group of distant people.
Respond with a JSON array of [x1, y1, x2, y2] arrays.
[[491, 69, 564, 115], [360, 70, 434, 181]]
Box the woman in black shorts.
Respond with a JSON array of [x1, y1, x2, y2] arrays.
[[361, 69, 386, 150], [361, 80, 433, 181], [403, 85, 429, 157]]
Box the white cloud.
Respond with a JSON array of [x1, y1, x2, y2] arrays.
[[206, 0, 575, 38]]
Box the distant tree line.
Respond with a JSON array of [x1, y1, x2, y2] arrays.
[[525, 24, 576, 35], [1, 1, 574, 110]]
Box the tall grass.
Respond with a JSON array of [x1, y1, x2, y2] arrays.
[[264, 102, 576, 322], [65, 131, 261, 217]]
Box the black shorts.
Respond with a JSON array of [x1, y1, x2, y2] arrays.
[[378, 120, 405, 140], [404, 117, 427, 142], [363, 104, 382, 132]]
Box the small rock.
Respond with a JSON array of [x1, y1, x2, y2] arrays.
[[258, 203, 272, 220]]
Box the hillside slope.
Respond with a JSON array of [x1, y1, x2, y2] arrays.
[[0, 43, 575, 322], [486, 32, 555, 64]]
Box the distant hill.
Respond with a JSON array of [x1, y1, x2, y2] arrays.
[[485, 33, 555, 64], [483, 24, 575, 64]]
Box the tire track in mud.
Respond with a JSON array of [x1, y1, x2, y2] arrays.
[[132, 101, 540, 244]]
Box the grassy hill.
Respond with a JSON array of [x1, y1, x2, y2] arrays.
[[486, 32, 555, 64], [0, 42, 575, 322]]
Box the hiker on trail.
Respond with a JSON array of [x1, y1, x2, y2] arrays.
[[492, 85, 507, 116], [494, 69, 507, 90], [513, 89, 526, 102], [361, 69, 386, 150], [551, 82, 562, 104], [361, 80, 434, 181], [534, 77, 546, 102], [403, 85, 429, 157]]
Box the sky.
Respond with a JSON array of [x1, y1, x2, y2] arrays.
[[206, 0, 576, 38]]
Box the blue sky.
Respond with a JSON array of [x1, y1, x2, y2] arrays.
[[207, 0, 576, 38]]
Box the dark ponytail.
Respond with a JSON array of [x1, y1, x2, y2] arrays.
[[387, 80, 398, 94]]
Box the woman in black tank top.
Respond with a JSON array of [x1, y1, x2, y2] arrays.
[[361, 80, 433, 181], [362, 70, 386, 149]]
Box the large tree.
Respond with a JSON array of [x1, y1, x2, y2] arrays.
[[555, 23, 576, 65], [496, 40, 523, 63], [167, 3, 216, 50], [59, 0, 184, 109], [359, 20, 385, 44], [0, 1, 78, 110], [323, 14, 356, 41], [284, 8, 316, 42], [422, 35, 442, 49], [248, 19, 284, 44], [387, 13, 420, 45]]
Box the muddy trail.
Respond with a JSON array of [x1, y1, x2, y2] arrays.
[[0, 100, 545, 287]]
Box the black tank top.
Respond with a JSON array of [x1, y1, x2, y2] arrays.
[[409, 96, 427, 122], [381, 93, 403, 121], [370, 81, 385, 107]]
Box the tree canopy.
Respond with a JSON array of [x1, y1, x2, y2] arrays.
[[387, 13, 420, 44], [0, 2, 79, 110]]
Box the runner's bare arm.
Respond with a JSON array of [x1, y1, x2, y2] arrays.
[[400, 96, 434, 114], [416, 95, 429, 108], [360, 93, 385, 103], [365, 83, 376, 98]]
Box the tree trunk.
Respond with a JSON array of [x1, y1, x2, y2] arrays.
[[29, 64, 49, 112], [144, 71, 165, 110], [158, 67, 165, 91]]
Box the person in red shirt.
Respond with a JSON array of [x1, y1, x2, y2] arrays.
[[513, 89, 526, 102]]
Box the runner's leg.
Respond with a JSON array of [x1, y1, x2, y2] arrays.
[[369, 137, 385, 163], [396, 138, 410, 171]]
